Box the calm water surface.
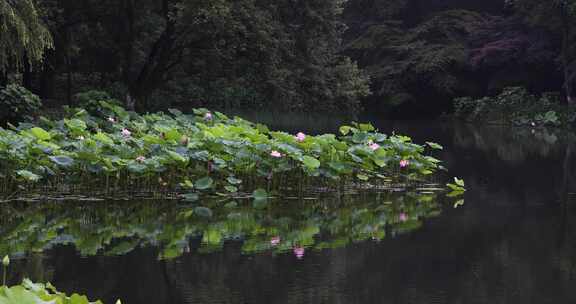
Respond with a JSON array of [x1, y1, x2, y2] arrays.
[[4, 119, 576, 304]]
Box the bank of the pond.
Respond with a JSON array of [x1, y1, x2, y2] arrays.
[[0, 100, 448, 201], [452, 87, 576, 127]]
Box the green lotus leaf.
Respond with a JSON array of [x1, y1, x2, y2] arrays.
[[181, 193, 200, 202], [30, 127, 51, 141], [16, 170, 41, 182], [194, 206, 213, 218], [302, 156, 321, 169], [195, 176, 214, 190], [49, 155, 75, 167], [252, 188, 268, 201]]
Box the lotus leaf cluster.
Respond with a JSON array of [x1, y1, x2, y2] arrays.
[[0, 101, 444, 199], [0, 279, 105, 304]]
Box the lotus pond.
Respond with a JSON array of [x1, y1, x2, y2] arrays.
[[5, 112, 576, 303]]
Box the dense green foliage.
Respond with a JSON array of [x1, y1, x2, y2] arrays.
[[1, 0, 370, 112], [0, 97, 444, 200], [346, 7, 483, 107], [0, 84, 42, 123], [343, 0, 576, 114], [0, 0, 53, 74], [8, 0, 576, 116], [454, 87, 576, 126]]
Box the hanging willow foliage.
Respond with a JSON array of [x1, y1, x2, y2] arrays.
[[0, 0, 53, 72]]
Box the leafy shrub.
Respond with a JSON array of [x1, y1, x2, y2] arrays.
[[453, 87, 576, 127], [75, 90, 124, 118], [0, 84, 41, 123]]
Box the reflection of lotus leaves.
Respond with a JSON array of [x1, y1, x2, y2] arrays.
[[0, 193, 445, 260]]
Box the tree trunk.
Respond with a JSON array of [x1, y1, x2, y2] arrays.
[[66, 58, 73, 105], [125, 0, 178, 110], [0, 71, 7, 87], [125, 92, 136, 111], [561, 6, 575, 104], [39, 54, 56, 100], [22, 58, 33, 91], [122, 0, 136, 110]]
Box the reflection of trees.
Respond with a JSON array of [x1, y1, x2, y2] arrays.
[[446, 123, 576, 205], [452, 124, 568, 164]]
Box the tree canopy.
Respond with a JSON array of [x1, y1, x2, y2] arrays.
[[4, 0, 576, 115], [0, 0, 53, 73]]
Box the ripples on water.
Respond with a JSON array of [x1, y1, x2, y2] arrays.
[[4, 119, 576, 304]]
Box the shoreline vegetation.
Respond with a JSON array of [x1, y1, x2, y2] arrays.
[[452, 87, 576, 128], [0, 94, 451, 203]]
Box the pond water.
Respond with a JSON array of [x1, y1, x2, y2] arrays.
[[3, 119, 576, 304]]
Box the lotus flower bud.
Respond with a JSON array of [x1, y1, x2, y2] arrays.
[[2, 255, 9, 267]]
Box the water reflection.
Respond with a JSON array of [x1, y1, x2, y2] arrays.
[[2, 191, 449, 302], [0, 192, 444, 261]]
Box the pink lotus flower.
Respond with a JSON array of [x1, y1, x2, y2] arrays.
[[399, 159, 409, 168], [399, 213, 408, 222], [295, 132, 306, 142], [204, 112, 213, 120], [293, 247, 305, 259], [108, 117, 116, 123], [136, 156, 146, 163], [270, 237, 281, 246], [369, 143, 380, 151], [121, 129, 131, 137], [270, 150, 282, 158]]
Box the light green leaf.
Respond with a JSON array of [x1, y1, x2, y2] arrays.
[[252, 188, 268, 200], [226, 177, 242, 185], [224, 185, 238, 193], [339, 126, 352, 136], [181, 193, 199, 202], [302, 156, 321, 169], [30, 127, 51, 141], [16, 170, 41, 182], [426, 142, 443, 150], [94, 132, 114, 145], [49, 155, 75, 167], [195, 176, 214, 190], [358, 123, 375, 132]]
